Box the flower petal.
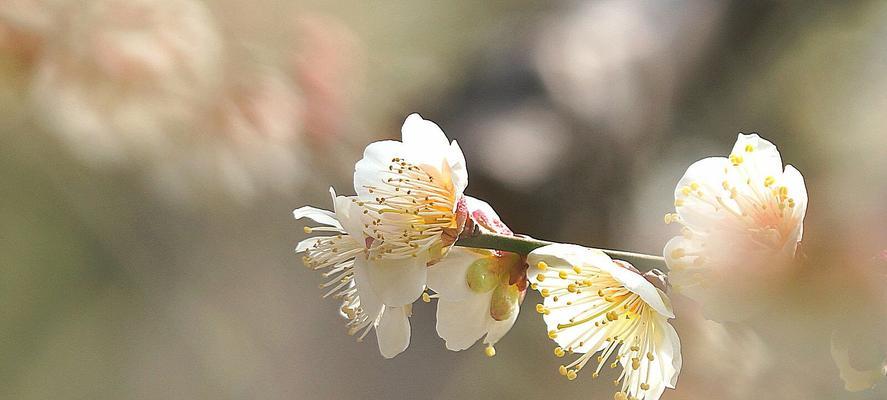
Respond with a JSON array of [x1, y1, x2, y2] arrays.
[[782, 164, 807, 243], [447, 139, 468, 195], [293, 206, 342, 230], [435, 294, 490, 351], [401, 113, 451, 167], [353, 139, 404, 197], [600, 261, 675, 318], [364, 256, 427, 306], [731, 133, 783, 177], [483, 304, 518, 346], [375, 306, 411, 358], [673, 156, 731, 230], [427, 247, 490, 301]]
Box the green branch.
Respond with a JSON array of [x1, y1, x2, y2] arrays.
[[454, 231, 667, 272]]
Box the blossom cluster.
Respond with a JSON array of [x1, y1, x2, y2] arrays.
[[293, 113, 821, 399], [292, 115, 822, 400]]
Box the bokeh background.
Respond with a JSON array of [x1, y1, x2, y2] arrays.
[[2, 0, 886, 399]]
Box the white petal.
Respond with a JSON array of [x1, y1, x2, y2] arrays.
[[295, 237, 323, 253], [731, 133, 783, 177], [375, 306, 411, 358], [426, 247, 489, 301], [673, 156, 731, 230], [658, 316, 683, 388], [600, 261, 675, 318], [527, 243, 611, 277], [401, 113, 451, 168], [365, 256, 427, 306], [483, 303, 518, 346], [353, 258, 382, 320], [435, 294, 490, 351], [353, 140, 404, 197], [447, 140, 469, 195], [782, 164, 807, 243], [293, 206, 342, 230], [333, 194, 366, 240]]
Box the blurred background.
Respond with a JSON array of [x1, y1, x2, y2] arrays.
[[2, 0, 886, 399]]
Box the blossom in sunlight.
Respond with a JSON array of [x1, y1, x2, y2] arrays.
[[426, 197, 525, 356], [527, 244, 681, 400], [294, 188, 411, 359], [663, 133, 808, 322], [30, 0, 223, 164], [352, 113, 469, 306]]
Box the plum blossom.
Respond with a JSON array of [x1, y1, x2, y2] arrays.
[[528, 244, 681, 400], [664, 133, 807, 321]]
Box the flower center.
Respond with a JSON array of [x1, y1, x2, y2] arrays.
[[360, 157, 458, 260]]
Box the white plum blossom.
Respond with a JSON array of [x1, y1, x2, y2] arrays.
[[294, 188, 411, 358], [30, 0, 223, 164], [352, 113, 469, 307], [426, 197, 524, 356], [663, 133, 808, 321], [528, 244, 681, 400]]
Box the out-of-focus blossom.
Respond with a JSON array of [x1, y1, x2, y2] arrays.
[[427, 197, 524, 356], [664, 134, 808, 322], [670, 295, 771, 399], [533, 0, 723, 143], [30, 0, 223, 164], [290, 13, 363, 142], [527, 244, 681, 400], [150, 64, 307, 203], [465, 102, 570, 191], [294, 188, 411, 359], [352, 113, 469, 307], [829, 251, 887, 392], [0, 0, 65, 60]]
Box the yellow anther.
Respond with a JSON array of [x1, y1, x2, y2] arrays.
[[729, 153, 744, 166], [559, 365, 568, 376], [484, 345, 496, 357], [606, 311, 619, 321], [615, 392, 629, 400], [647, 352, 655, 361], [530, 283, 538, 290], [536, 304, 546, 314], [641, 383, 651, 391], [745, 144, 754, 152], [558, 271, 569, 279], [548, 330, 558, 339], [536, 274, 546, 282], [592, 372, 599, 379], [764, 176, 776, 187], [567, 284, 578, 293], [630, 345, 640, 352], [572, 265, 582, 274], [540, 288, 550, 297], [690, 182, 699, 191], [674, 198, 684, 207], [421, 292, 431, 303], [680, 187, 691, 196], [632, 358, 641, 370], [303, 226, 313, 233], [566, 370, 577, 380], [536, 261, 548, 270], [610, 361, 619, 369], [722, 180, 730, 190], [554, 347, 566, 357]]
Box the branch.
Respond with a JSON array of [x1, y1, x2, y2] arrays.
[[454, 231, 667, 272]]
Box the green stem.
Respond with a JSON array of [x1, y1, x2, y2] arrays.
[[454, 231, 667, 272]]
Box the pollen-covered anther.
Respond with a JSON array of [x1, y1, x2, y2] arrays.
[[554, 347, 566, 357], [484, 344, 496, 357]]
